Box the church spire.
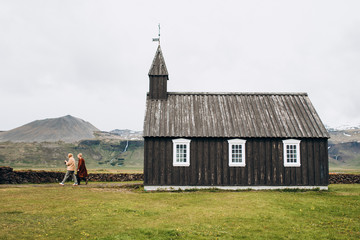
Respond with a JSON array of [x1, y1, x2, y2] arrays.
[[148, 45, 169, 100], [148, 45, 169, 77]]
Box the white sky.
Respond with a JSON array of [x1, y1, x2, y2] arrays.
[[1, 0, 360, 131]]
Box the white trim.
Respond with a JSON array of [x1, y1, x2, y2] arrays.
[[144, 185, 328, 191], [172, 138, 191, 166], [282, 139, 301, 167], [227, 139, 246, 167]]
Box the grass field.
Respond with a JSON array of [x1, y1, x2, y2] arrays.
[[0, 184, 359, 240]]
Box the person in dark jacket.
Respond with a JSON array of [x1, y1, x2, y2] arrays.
[[76, 153, 88, 185]]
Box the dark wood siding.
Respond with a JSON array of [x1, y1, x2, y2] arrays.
[[149, 76, 168, 100], [144, 137, 329, 186]]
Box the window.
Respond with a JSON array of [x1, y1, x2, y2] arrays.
[[227, 139, 246, 167], [172, 138, 191, 166], [283, 139, 301, 167]]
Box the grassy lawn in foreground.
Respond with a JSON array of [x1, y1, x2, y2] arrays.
[[0, 184, 359, 240]]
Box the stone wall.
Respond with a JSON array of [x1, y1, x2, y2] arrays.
[[1, 167, 359, 184], [329, 174, 360, 184], [0, 167, 143, 184]]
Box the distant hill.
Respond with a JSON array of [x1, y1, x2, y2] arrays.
[[0, 115, 99, 143], [327, 126, 360, 171], [328, 128, 360, 144], [0, 140, 144, 170], [110, 129, 143, 139]]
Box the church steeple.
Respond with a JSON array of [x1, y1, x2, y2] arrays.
[[148, 45, 169, 100]]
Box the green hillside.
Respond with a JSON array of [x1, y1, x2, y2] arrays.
[[0, 140, 143, 171]]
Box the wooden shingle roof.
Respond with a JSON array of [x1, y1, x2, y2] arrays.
[[148, 45, 168, 77], [143, 92, 329, 138]]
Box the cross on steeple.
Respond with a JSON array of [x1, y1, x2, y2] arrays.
[[152, 24, 161, 45]]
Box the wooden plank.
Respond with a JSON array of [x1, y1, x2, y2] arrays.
[[272, 140, 278, 185], [253, 140, 259, 185], [166, 139, 172, 185], [172, 143, 180, 186], [198, 139, 204, 185], [284, 166, 291, 186], [269, 95, 287, 137], [265, 140, 272, 185], [153, 139, 160, 185], [184, 164, 189, 186], [294, 96, 317, 137], [209, 140, 216, 185], [319, 140, 328, 185], [147, 140, 154, 185], [272, 95, 292, 137], [314, 140, 320, 185], [240, 140, 247, 185], [324, 139, 329, 185], [278, 141, 284, 185], [290, 167, 296, 186], [216, 140, 222, 185], [223, 140, 229, 185], [307, 141, 315, 185], [286, 95, 306, 137], [173, 96, 180, 138], [189, 95, 196, 137], [190, 139, 197, 185], [143, 140, 148, 184], [229, 141, 235, 185], [259, 140, 265, 185], [179, 165, 184, 186], [301, 139, 308, 185], [182, 95, 190, 137], [236, 95, 250, 137], [160, 139, 166, 185], [253, 95, 269, 136], [263, 95, 281, 137], [205, 139, 211, 185], [247, 140, 253, 185], [296, 142, 302, 185]]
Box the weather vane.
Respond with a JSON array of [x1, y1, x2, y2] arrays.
[[152, 24, 161, 45]]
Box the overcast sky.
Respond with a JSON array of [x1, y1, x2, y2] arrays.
[[1, 0, 359, 131]]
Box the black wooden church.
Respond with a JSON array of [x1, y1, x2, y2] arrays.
[[143, 45, 329, 191]]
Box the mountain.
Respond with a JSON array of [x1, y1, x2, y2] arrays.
[[326, 123, 360, 131], [328, 127, 360, 144], [0, 140, 144, 170], [0, 115, 99, 143], [327, 126, 360, 171], [110, 129, 143, 140]]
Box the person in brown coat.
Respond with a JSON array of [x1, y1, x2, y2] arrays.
[[77, 153, 88, 185]]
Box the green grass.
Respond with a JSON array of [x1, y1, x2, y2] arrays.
[[0, 184, 359, 239]]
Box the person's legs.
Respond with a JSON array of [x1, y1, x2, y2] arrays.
[[61, 171, 71, 184], [77, 175, 81, 185], [71, 171, 78, 185]]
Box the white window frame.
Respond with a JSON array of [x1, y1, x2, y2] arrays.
[[283, 139, 301, 167], [172, 138, 191, 167], [227, 139, 246, 167]]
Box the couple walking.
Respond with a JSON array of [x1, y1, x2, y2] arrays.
[[59, 153, 88, 186]]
